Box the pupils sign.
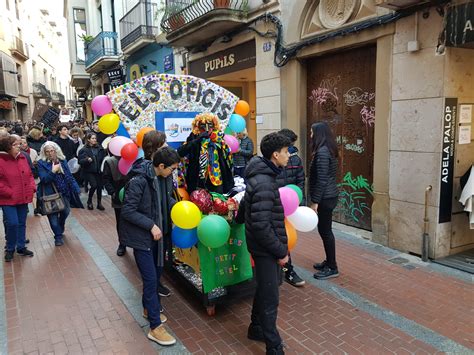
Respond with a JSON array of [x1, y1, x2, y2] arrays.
[[106, 74, 239, 136]]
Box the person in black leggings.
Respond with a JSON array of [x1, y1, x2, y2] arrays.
[[308, 122, 340, 280]]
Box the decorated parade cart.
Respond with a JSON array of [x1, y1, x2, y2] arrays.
[[91, 73, 316, 315]]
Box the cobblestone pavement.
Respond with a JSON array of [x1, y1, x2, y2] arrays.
[[1, 197, 473, 354]]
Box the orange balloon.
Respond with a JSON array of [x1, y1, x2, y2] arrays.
[[136, 127, 154, 147], [285, 219, 298, 251], [235, 100, 250, 116], [177, 187, 190, 201]]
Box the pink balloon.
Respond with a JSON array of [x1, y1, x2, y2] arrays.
[[279, 187, 299, 216], [91, 95, 113, 116], [108, 136, 133, 156], [118, 158, 133, 175], [224, 134, 239, 153]]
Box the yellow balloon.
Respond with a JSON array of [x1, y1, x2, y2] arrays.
[[98, 113, 120, 134], [171, 201, 202, 229]]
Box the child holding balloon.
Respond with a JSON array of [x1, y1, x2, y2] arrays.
[[236, 132, 291, 355], [119, 146, 180, 346]]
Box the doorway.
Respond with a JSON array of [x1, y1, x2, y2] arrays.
[[307, 46, 376, 230]]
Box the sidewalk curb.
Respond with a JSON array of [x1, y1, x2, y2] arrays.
[[69, 216, 190, 354]]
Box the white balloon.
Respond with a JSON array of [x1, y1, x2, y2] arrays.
[[287, 206, 318, 232]]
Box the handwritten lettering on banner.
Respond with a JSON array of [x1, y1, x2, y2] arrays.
[[107, 74, 239, 136]]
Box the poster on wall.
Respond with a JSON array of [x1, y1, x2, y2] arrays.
[[439, 98, 458, 223], [155, 111, 198, 148], [107, 73, 239, 136]]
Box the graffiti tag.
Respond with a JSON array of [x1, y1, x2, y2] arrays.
[[335, 172, 373, 223], [360, 105, 375, 127], [345, 143, 364, 154], [344, 87, 375, 106]]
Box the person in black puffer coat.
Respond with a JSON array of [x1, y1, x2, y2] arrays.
[[276, 128, 306, 288], [309, 122, 339, 280], [236, 132, 291, 355], [78, 132, 107, 211], [27, 126, 47, 153]]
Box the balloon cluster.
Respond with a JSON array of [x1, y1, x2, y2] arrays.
[[223, 100, 250, 153], [91, 95, 153, 176], [170, 189, 239, 250], [279, 184, 319, 251]]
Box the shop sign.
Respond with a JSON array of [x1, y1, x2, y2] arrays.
[[446, 2, 474, 48], [0, 100, 13, 110], [439, 98, 458, 223], [106, 68, 124, 88], [164, 54, 174, 72], [189, 40, 256, 79]]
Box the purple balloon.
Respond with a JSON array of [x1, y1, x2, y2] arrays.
[[224, 134, 239, 153], [279, 187, 299, 216], [91, 95, 113, 116], [118, 158, 133, 175]]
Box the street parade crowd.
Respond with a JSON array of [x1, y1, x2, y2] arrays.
[[0, 108, 339, 354]]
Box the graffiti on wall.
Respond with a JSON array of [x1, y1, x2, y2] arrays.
[[309, 75, 341, 114], [335, 172, 373, 223]]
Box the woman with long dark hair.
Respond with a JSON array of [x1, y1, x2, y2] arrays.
[[309, 122, 340, 280], [78, 133, 106, 210]]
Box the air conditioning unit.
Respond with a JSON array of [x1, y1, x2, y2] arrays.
[[375, 0, 431, 10]]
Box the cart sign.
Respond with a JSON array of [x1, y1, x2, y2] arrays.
[[439, 98, 458, 223], [446, 2, 474, 48], [106, 68, 124, 88], [164, 54, 174, 72]]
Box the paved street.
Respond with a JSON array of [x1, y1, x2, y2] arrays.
[[1, 197, 473, 354]]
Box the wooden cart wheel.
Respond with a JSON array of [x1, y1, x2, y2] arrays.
[[206, 305, 216, 316]]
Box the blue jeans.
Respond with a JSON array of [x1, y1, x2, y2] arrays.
[[47, 200, 70, 240], [133, 248, 162, 329], [2, 204, 29, 252]]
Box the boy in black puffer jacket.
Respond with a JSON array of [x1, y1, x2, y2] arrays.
[[277, 129, 306, 288], [237, 132, 291, 355]]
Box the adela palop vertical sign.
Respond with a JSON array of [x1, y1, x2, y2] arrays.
[[439, 98, 458, 223]]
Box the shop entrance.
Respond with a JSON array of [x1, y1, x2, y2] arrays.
[[209, 67, 257, 153], [307, 46, 376, 230]]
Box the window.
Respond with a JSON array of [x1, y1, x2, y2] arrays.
[[73, 8, 87, 63]]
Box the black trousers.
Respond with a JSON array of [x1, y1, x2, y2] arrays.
[[251, 256, 282, 350], [113, 207, 123, 246], [317, 197, 338, 269], [86, 173, 103, 204]]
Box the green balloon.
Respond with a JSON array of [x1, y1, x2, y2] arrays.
[[286, 184, 303, 203], [197, 215, 230, 248], [224, 126, 234, 135], [119, 187, 125, 203]]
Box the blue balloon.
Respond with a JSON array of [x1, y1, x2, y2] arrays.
[[228, 114, 246, 133], [137, 148, 144, 159], [116, 122, 130, 138], [172, 227, 198, 249]]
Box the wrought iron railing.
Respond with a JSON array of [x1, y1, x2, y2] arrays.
[[52, 92, 66, 104], [120, 0, 159, 50], [160, 0, 248, 33], [84, 32, 119, 68], [32, 82, 52, 99]]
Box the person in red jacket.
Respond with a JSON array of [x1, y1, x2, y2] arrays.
[[0, 134, 36, 262]]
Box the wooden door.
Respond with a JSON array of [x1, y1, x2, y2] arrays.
[[307, 46, 376, 230]]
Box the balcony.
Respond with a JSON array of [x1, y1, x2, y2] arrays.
[[120, 0, 159, 55], [10, 37, 29, 61], [84, 32, 120, 74], [32, 82, 52, 100], [160, 0, 249, 47], [52, 92, 66, 105]]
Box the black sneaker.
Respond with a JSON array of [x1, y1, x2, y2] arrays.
[[247, 323, 265, 342], [313, 260, 327, 271], [55, 239, 64, 246], [116, 244, 126, 256], [97, 204, 105, 211], [87, 202, 93, 210], [34, 208, 41, 216], [313, 266, 339, 280], [25, 239, 30, 244], [16, 247, 34, 257], [157, 284, 171, 297], [285, 270, 305, 287], [5, 250, 14, 262]]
